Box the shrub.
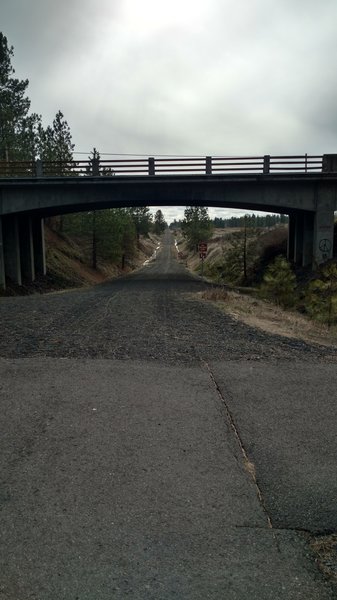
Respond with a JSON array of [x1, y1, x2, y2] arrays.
[[260, 255, 297, 308], [305, 261, 337, 326]]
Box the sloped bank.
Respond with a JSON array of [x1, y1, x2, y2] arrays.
[[0, 227, 160, 296]]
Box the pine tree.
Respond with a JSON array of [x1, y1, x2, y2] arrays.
[[181, 206, 213, 251], [153, 209, 166, 235], [38, 112, 74, 174], [129, 207, 153, 241], [0, 31, 75, 182], [260, 255, 297, 308], [86, 147, 100, 175], [305, 262, 337, 326], [52, 111, 74, 163], [0, 32, 34, 161]]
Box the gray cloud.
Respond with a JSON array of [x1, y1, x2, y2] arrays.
[[2, 0, 337, 220]]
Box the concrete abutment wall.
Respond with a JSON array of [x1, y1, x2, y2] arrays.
[[287, 192, 335, 267], [0, 216, 46, 290]]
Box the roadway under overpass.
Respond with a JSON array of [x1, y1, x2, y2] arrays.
[[0, 156, 337, 289]]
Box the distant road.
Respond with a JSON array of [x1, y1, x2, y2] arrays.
[[0, 230, 336, 599]]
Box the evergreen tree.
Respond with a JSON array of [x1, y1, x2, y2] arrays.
[[52, 110, 74, 163], [305, 262, 337, 326], [181, 206, 213, 251], [153, 209, 166, 235], [62, 209, 137, 268], [129, 207, 153, 240], [260, 255, 297, 308], [214, 227, 257, 285], [86, 147, 100, 175], [38, 111, 74, 173], [0, 32, 75, 171], [0, 32, 31, 161]]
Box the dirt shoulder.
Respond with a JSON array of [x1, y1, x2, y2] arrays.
[[196, 288, 337, 349]]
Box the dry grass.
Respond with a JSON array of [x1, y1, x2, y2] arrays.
[[310, 534, 337, 582], [197, 288, 337, 349], [202, 288, 229, 303]]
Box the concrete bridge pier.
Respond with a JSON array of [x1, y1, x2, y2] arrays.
[[2, 215, 22, 286], [287, 212, 314, 267], [32, 218, 46, 277], [0, 216, 46, 290], [287, 205, 334, 268], [313, 205, 335, 267], [19, 217, 35, 281]]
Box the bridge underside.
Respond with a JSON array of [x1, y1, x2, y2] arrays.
[[0, 173, 336, 288]]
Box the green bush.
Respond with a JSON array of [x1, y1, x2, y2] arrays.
[[305, 261, 337, 326], [260, 256, 297, 308]]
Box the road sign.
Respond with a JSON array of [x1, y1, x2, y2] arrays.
[[198, 242, 208, 254]]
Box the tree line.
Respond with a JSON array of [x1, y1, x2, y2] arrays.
[[213, 214, 288, 228], [170, 212, 288, 232], [62, 207, 166, 269]]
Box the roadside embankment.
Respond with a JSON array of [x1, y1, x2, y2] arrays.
[[173, 228, 337, 348], [0, 226, 160, 296]]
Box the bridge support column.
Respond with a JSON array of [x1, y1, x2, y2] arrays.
[[32, 217, 46, 276], [0, 218, 5, 290], [287, 214, 296, 262], [288, 212, 318, 267], [19, 217, 35, 281], [2, 215, 22, 285], [294, 213, 304, 266], [302, 213, 314, 267], [313, 206, 334, 266]]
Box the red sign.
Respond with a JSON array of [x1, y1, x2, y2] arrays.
[[198, 242, 208, 253]]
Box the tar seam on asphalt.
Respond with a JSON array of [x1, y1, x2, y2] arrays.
[[202, 360, 273, 530]]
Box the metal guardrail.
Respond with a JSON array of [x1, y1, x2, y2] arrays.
[[0, 154, 326, 178]]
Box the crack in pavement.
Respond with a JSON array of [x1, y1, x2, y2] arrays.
[[202, 359, 274, 531]]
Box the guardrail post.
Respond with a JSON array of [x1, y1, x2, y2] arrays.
[[148, 157, 155, 176], [263, 155, 270, 174], [206, 156, 212, 175], [35, 159, 43, 177]]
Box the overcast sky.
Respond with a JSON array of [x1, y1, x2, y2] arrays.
[[2, 0, 337, 223]]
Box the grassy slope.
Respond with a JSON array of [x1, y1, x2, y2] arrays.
[[174, 227, 337, 347], [1, 227, 159, 296]]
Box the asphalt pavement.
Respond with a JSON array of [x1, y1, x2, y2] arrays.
[[0, 230, 336, 599]]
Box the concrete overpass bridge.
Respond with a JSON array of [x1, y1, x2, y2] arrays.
[[0, 153, 337, 289]]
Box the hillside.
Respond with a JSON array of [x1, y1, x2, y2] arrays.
[[174, 226, 337, 347], [1, 226, 160, 296]]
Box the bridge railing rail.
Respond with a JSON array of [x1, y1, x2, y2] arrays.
[[0, 154, 327, 178]]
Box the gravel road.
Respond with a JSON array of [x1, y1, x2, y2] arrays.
[[0, 229, 336, 599], [0, 230, 335, 363]]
